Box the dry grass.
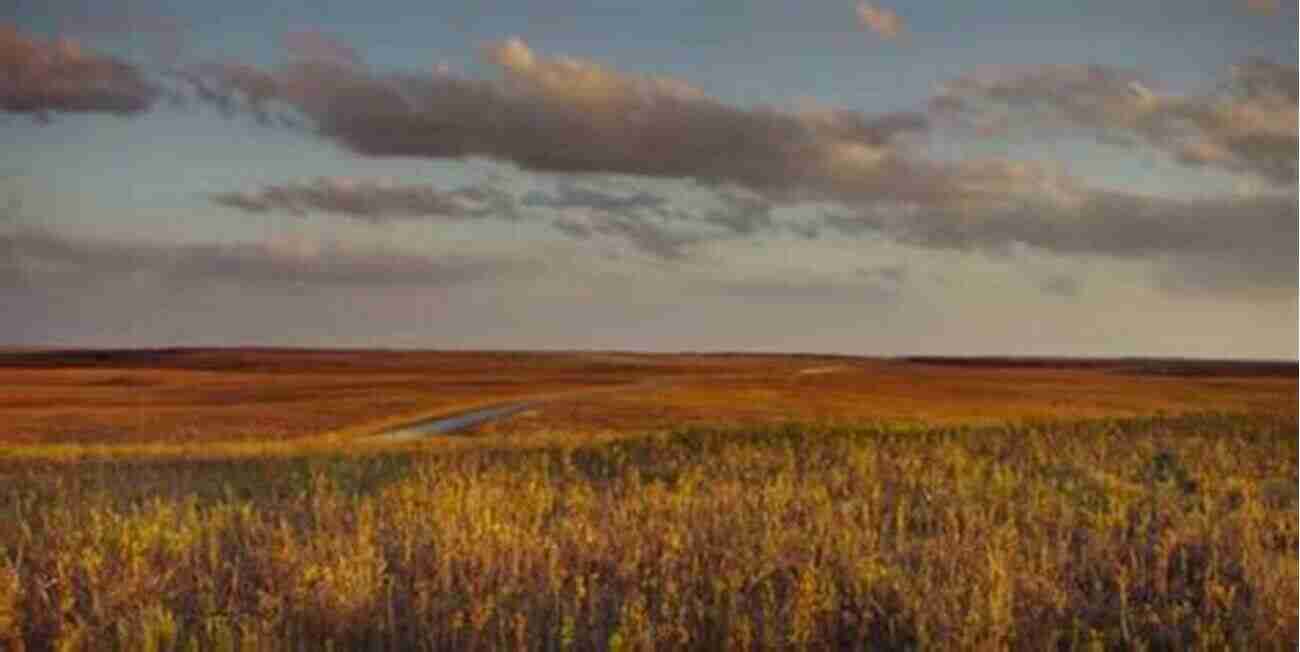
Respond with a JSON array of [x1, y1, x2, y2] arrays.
[[0, 349, 704, 445], [2, 349, 1293, 447], [489, 358, 1296, 436], [1, 413, 1295, 649], [0, 349, 1294, 649]]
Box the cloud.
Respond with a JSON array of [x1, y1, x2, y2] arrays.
[[527, 184, 699, 260], [181, 38, 975, 205], [933, 60, 1298, 185], [211, 177, 517, 223], [695, 189, 776, 236], [549, 218, 595, 240], [523, 182, 776, 236], [282, 29, 362, 66], [856, 3, 904, 39], [177, 36, 1293, 296], [184, 38, 1147, 224], [1039, 274, 1082, 298], [1151, 252, 1297, 299], [553, 213, 699, 261], [857, 264, 907, 286], [522, 182, 783, 258], [0, 23, 163, 118], [0, 225, 525, 289], [823, 188, 1297, 296], [212, 176, 778, 260], [209, 164, 1295, 295], [522, 182, 669, 215]]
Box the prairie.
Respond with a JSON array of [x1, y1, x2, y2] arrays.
[[0, 349, 1294, 649], [0, 349, 1292, 447]]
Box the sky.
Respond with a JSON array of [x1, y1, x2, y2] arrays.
[[1, 0, 1296, 357]]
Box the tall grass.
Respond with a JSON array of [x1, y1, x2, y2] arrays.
[[1, 413, 1295, 649]]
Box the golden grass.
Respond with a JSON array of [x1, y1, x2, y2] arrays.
[[1, 413, 1295, 649], [1, 349, 1294, 648]]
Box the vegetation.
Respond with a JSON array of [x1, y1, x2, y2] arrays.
[[0, 349, 687, 445], [5, 348, 1293, 446], [2, 412, 1295, 650]]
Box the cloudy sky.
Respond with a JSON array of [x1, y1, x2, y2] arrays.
[[2, 0, 1296, 357]]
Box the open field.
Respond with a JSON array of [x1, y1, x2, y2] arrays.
[[0, 349, 1295, 649], [0, 349, 699, 446], [488, 356, 1296, 437], [0, 348, 1293, 448], [2, 414, 1296, 649]]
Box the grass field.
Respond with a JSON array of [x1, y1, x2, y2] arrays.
[[1, 348, 1292, 447], [0, 350, 1295, 649]]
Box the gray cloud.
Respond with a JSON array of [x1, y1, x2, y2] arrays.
[[824, 189, 1297, 295], [210, 175, 776, 260], [522, 182, 669, 215], [934, 60, 1298, 185], [283, 29, 362, 66], [552, 213, 699, 261], [1039, 274, 1082, 298], [33, 26, 1280, 298], [522, 182, 781, 258], [0, 226, 524, 289], [529, 186, 696, 258], [696, 190, 776, 236], [0, 23, 163, 118], [549, 218, 594, 240], [209, 165, 1295, 295], [210, 177, 517, 223], [789, 222, 821, 240], [524, 183, 775, 236], [1152, 250, 1296, 299], [180, 38, 1016, 206], [857, 264, 907, 286]]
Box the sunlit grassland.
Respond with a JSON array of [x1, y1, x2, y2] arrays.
[[0, 349, 695, 446], [485, 364, 1298, 436], [7, 349, 1293, 447], [1, 412, 1295, 650]]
